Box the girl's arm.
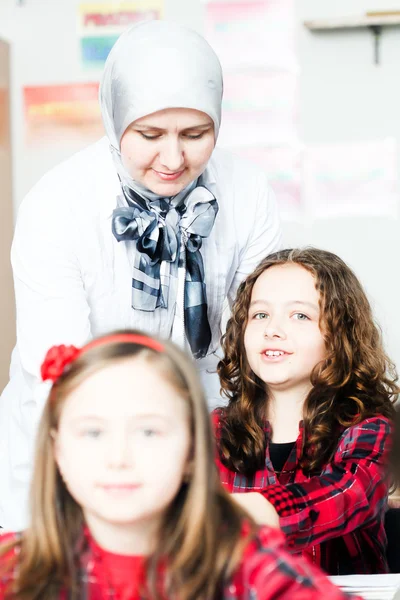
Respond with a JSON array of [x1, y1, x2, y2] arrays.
[[261, 417, 392, 550], [235, 526, 362, 599]]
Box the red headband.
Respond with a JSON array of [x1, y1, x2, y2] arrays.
[[40, 333, 164, 383]]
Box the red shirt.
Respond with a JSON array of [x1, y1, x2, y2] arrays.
[[0, 525, 361, 599], [88, 536, 145, 600], [213, 409, 393, 575]]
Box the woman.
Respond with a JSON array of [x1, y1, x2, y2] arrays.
[[0, 20, 282, 531]]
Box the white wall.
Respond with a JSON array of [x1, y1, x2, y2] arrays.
[[290, 0, 400, 371], [1, 0, 400, 368]]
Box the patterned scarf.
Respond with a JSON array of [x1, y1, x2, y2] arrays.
[[111, 180, 218, 359]]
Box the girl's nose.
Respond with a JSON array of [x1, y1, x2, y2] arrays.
[[263, 318, 287, 340]]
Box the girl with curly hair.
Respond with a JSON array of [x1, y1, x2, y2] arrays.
[[215, 247, 397, 576], [0, 330, 358, 600]]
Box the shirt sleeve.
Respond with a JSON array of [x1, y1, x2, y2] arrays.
[[1, 179, 92, 529], [237, 526, 362, 600], [261, 417, 392, 550], [227, 176, 283, 307], [12, 178, 92, 385]]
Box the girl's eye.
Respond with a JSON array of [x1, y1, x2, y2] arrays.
[[139, 132, 161, 140], [141, 428, 159, 438], [293, 313, 309, 321], [83, 429, 103, 439], [254, 312, 269, 320]]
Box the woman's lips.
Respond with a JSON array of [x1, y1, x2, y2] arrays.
[[152, 169, 185, 181]]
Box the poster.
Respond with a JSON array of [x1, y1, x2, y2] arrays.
[[24, 83, 103, 145], [204, 0, 297, 71], [219, 70, 298, 147], [303, 139, 399, 218], [233, 145, 303, 220], [79, 1, 164, 67]]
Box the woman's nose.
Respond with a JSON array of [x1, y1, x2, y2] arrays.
[[158, 137, 185, 172]]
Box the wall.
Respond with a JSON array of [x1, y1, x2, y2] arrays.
[[290, 0, 400, 371], [0, 38, 15, 389], [1, 0, 400, 370]]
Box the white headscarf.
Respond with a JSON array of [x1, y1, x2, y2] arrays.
[[99, 20, 223, 197]]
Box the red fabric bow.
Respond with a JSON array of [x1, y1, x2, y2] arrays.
[[40, 344, 80, 382]]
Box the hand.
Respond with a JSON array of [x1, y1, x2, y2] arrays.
[[231, 492, 280, 528], [389, 495, 400, 509]]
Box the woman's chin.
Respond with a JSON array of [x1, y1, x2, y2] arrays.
[[146, 180, 188, 198]]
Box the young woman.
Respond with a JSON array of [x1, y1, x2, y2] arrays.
[[0, 20, 282, 530], [214, 247, 397, 575], [0, 331, 358, 600]]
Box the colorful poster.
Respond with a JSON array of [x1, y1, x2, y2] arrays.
[[204, 0, 297, 71], [303, 139, 399, 218], [24, 83, 103, 145], [219, 70, 298, 147], [232, 145, 303, 220], [79, 1, 164, 67]]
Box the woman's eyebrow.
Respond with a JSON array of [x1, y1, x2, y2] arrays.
[[133, 123, 213, 132], [132, 124, 164, 131], [181, 123, 213, 131]]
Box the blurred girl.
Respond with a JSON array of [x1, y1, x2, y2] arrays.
[[215, 248, 397, 575], [0, 331, 358, 599]]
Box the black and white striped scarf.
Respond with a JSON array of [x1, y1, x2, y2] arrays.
[[111, 179, 218, 359]]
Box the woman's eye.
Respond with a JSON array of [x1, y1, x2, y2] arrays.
[[139, 132, 161, 140], [293, 313, 309, 321], [254, 312, 269, 320], [184, 133, 204, 140]]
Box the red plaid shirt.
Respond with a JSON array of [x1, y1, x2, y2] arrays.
[[213, 410, 393, 575], [0, 526, 361, 599]]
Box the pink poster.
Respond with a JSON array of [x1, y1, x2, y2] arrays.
[[232, 145, 303, 219], [205, 0, 297, 70], [219, 70, 298, 147]]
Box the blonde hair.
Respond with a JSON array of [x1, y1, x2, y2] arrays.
[[1, 330, 255, 600]]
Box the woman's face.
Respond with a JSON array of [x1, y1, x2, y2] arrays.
[[120, 107, 215, 196]]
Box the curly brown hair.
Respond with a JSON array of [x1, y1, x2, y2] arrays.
[[217, 248, 398, 477]]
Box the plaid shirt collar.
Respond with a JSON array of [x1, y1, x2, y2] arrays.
[[262, 420, 305, 485]]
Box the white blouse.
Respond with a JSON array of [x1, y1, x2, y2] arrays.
[[0, 138, 282, 530]]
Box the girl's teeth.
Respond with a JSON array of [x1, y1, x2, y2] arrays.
[[265, 350, 284, 356]]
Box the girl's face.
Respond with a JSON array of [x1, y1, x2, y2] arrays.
[[54, 356, 191, 546], [244, 264, 326, 397], [120, 107, 215, 196]]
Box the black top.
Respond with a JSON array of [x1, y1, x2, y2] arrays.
[[269, 441, 296, 474]]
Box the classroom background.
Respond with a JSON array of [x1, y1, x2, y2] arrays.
[[0, 0, 400, 390]]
